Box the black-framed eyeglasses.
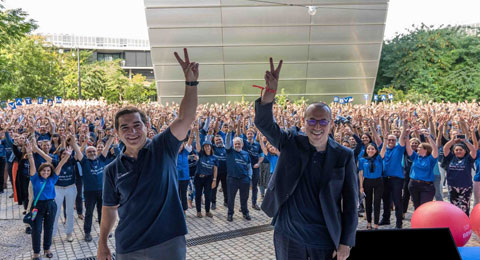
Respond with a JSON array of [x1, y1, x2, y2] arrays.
[[306, 119, 330, 127]]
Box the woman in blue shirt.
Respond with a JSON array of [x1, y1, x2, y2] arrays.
[[358, 142, 386, 229], [194, 128, 218, 218], [177, 131, 193, 214], [406, 129, 439, 210], [442, 137, 477, 216], [26, 142, 72, 260], [259, 133, 280, 198]]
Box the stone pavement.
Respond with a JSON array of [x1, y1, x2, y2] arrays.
[[1, 183, 479, 260]]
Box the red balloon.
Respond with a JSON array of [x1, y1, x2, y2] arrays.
[[471, 204, 480, 237], [411, 201, 472, 247]]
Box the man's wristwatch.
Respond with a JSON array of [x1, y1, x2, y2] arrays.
[[185, 81, 199, 86], [213, 178, 217, 181]]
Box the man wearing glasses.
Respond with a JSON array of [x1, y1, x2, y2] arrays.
[[255, 58, 358, 260], [379, 127, 407, 229]]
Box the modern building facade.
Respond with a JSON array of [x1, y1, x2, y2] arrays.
[[144, 0, 390, 104], [43, 34, 154, 80]]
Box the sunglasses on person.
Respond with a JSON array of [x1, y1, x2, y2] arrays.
[[306, 119, 330, 127]]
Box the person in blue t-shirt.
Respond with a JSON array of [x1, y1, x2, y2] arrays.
[[406, 128, 439, 209], [258, 133, 280, 198], [379, 125, 407, 228], [241, 128, 264, 210], [98, 49, 197, 260], [177, 132, 193, 214], [194, 127, 218, 218], [26, 141, 71, 260], [442, 138, 477, 216], [212, 134, 228, 209], [358, 142, 386, 229], [70, 134, 114, 242], [225, 130, 253, 222]]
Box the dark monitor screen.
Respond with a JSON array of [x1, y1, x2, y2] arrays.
[[349, 228, 461, 260]]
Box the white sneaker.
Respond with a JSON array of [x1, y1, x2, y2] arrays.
[[67, 234, 73, 242]]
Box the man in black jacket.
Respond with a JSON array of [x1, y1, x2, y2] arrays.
[[255, 58, 358, 260]]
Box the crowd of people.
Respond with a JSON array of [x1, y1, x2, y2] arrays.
[[1, 96, 480, 258]]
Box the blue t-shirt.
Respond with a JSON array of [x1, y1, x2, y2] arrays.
[[409, 152, 438, 182], [226, 147, 252, 183], [0, 139, 6, 158], [266, 153, 279, 174], [196, 153, 219, 176], [56, 157, 76, 187], [35, 131, 51, 141], [359, 156, 383, 179], [242, 137, 264, 165], [176, 148, 190, 181], [383, 144, 405, 178], [103, 128, 186, 254], [213, 146, 227, 172], [80, 155, 107, 191], [34, 153, 59, 170], [475, 150, 480, 182], [31, 172, 59, 201], [443, 153, 475, 188]]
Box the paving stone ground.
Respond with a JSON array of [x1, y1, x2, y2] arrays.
[[1, 183, 479, 260]]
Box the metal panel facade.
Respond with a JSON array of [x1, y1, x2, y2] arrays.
[[145, 0, 389, 104]]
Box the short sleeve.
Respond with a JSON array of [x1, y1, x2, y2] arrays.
[[409, 152, 418, 161], [103, 165, 120, 206], [152, 127, 181, 158]]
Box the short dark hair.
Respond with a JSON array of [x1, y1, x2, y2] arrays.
[[304, 102, 332, 120], [38, 162, 55, 177], [114, 107, 148, 131]]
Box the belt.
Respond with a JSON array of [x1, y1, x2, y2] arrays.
[[198, 174, 210, 178], [412, 179, 433, 185]]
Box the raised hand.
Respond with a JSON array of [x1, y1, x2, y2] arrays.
[[174, 48, 199, 82], [264, 57, 283, 92]]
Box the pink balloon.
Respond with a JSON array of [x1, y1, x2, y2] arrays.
[[411, 201, 472, 247], [471, 204, 480, 238]]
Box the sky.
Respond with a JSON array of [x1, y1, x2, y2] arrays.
[[4, 0, 480, 40]]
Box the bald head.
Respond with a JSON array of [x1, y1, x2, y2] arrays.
[[305, 102, 332, 120]]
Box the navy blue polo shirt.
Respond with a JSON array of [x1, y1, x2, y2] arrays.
[[176, 148, 190, 181], [226, 147, 251, 183], [56, 157, 77, 187], [409, 152, 437, 182], [196, 152, 219, 176], [443, 153, 475, 188], [275, 149, 334, 249], [359, 156, 383, 179], [213, 146, 227, 172], [383, 144, 405, 178], [31, 172, 59, 201], [80, 155, 107, 191], [103, 128, 186, 254]]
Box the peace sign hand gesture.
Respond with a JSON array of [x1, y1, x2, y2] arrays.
[[264, 57, 283, 92], [174, 48, 199, 82]]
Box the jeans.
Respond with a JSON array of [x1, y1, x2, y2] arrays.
[[178, 180, 189, 211], [227, 177, 249, 216], [408, 180, 435, 210], [117, 235, 186, 260], [434, 174, 444, 201], [211, 170, 227, 205], [31, 200, 57, 254], [84, 190, 102, 234], [273, 229, 334, 260], [251, 168, 260, 206], [382, 176, 404, 226], [194, 174, 213, 213], [363, 178, 383, 225], [53, 184, 77, 236]]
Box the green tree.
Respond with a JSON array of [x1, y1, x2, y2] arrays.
[[377, 85, 405, 101], [375, 24, 480, 102], [124, 74, 157, 103], [0, 3, 37, 45]]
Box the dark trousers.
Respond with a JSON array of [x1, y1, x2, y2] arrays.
[[363, 178, 383, 224], [84, 190, 102, 234], [7, 161, 13, 187], [178, 179, 189, 211], [227, 177, 249, 216], [75, 171, 83, 215], [31, 200, 57, 254], [21, 174, 30, 210], [0, 158, 5, 192], [251, 168, 260, 206], [408, 180, 435, 210], [194, 174, 213, 213], [211, 171, 227, 205], [402, 173, 411, 214], [382, 177, 404, 226], [274, 229, 334, 260]]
